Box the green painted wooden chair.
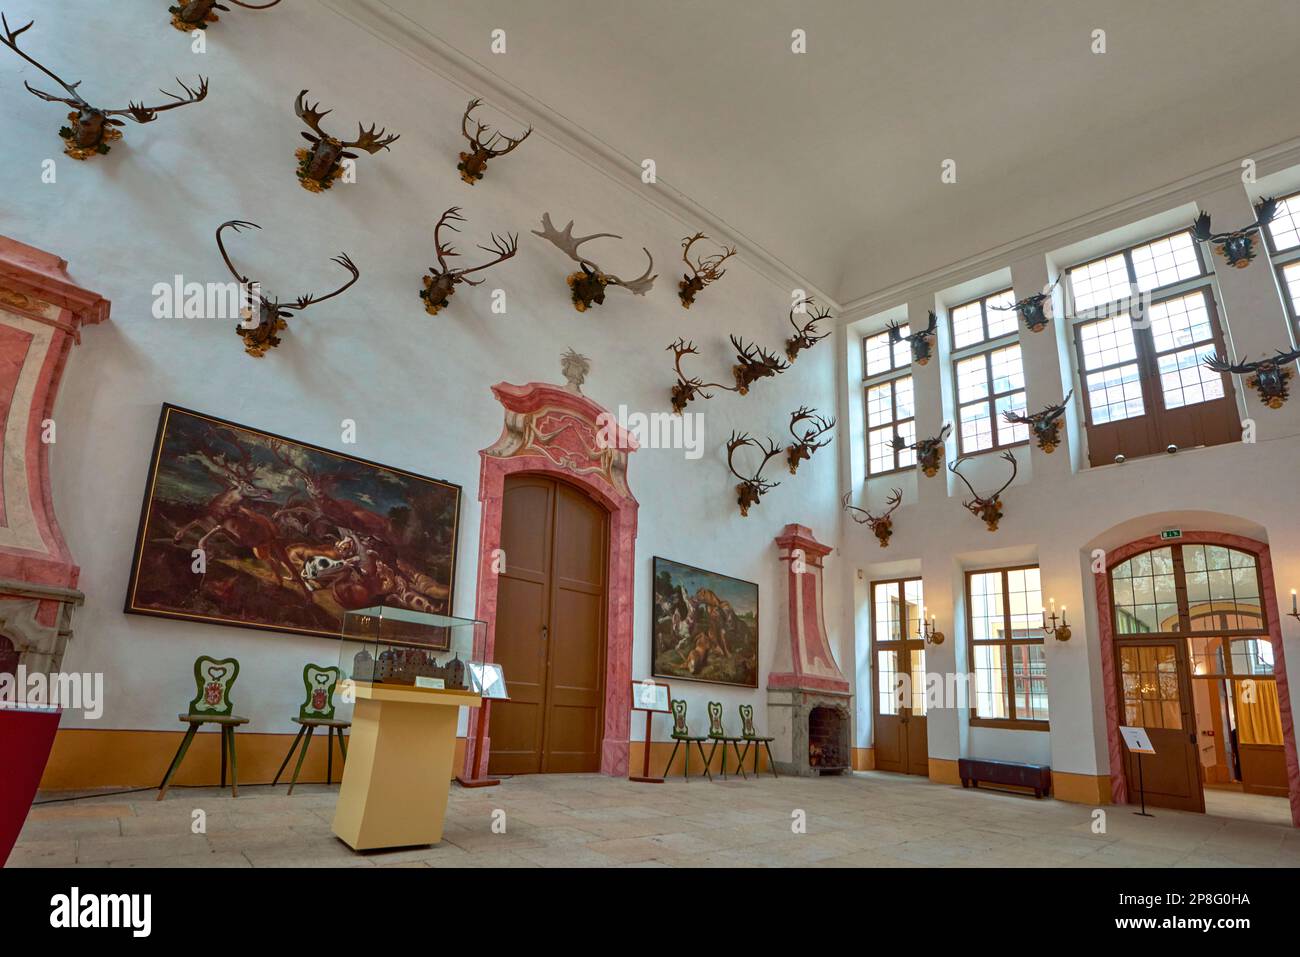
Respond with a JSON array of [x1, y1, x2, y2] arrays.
[[273, 664, 349, 795], [157, 655, 248, 800], [662, 699, 712, 781], [735, 703, 778, 778], [705, 700, 748, 780]]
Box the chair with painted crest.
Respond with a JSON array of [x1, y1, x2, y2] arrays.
[[735, 703, 778, 778], [662, 699, 712, 781], [273, 663, 349, 795], [157, 655, 248, 800], [704, 700, 748, 780]]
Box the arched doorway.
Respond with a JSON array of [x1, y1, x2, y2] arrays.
[[1096, 531, 1300, 826], [463, 381, 639, 779]]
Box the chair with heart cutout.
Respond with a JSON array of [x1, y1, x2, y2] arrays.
[[272, 663, 349, 795], [157, 655, 248, 800]]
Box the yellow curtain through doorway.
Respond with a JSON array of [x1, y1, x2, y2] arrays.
[[1236, 679, 1284, 745]]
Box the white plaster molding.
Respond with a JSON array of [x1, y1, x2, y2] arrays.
[[316, 0, 842, 309]]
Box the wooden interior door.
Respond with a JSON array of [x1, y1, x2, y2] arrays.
[[872, 580, 928, 776], [1117, 641, 1204, 812], [489, 475, 607, 775]]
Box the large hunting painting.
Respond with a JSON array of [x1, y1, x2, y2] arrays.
[[125, 405, 461, 639], [652, 556, 758, 689]]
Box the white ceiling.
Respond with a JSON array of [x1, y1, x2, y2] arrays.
[[379, 0, 1300, 305]]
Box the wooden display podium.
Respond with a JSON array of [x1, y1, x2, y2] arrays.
[[332, 681, 480, 851]]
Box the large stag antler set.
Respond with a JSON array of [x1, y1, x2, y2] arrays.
[[949, 451, 1018, 532], [1192, 197, 1279, 269], [1002, 391, 1073, 452], [216, 220, 360, 357], [842, 489, 902, 548], [786, 407, 835, 474], [168, 0, 283, 32], [892, 423, 950, 476], [785, 298, 832, 362], [888, 311, 938, 365], [668, 338, 737, 413], [726, 432, 783, 517], [294, 90, 399, 192], [1, 14, 208, 159], [989, 275, 1061, 334], [730, 334, 789, 393], [677, 232, 736, 308], [419, 207, 518, 315], [532, 213, 657, 311], [1204, 347, 1300, 409], [457, 98, 531, 185]]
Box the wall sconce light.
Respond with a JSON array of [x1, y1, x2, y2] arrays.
[[1043, 597, 1071, 641], [1289, 589, 1299, 623], [919, 607, 944, 645]]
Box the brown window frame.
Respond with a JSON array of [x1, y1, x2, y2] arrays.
[[966, 564, 1049, 731], [862, 325, 915, 477], [948, 288, 1018, 351], [1067, 230, 1238, 466]]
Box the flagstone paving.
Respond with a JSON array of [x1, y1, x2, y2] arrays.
[[11, 771, 1300, 868]]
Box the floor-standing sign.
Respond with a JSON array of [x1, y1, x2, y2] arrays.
[[457, 662, 511, 788], [630, 679, 672, 783], [1119, 725, 1156, 817]]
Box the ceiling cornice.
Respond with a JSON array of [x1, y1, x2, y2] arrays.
[[317, 0, 843, 310], [839, 137, 1300, 321]]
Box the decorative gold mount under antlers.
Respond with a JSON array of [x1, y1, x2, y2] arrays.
[[892, 423, 951, 476], [420, 207, 519, 316], [678, 232, 736, 308], [726, 432, 783, 517], [842, 489, 902, 547], [729, 335, 789, 394], [168, 0, 283, 33], [215, 220, 360, 358], [1, 14, 208, 160], [532, 213, 656, 312], [786, 407, 835, 474], [294, 89, 399, 193], [887, 311, 938, 365], [1002, 390, 1073, 452], [457, 97, 532, 185], [949, 450, 1018, 532], [785, 298, 832, 361]]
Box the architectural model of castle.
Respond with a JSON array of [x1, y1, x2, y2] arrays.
[[351, 647, 468, 690]]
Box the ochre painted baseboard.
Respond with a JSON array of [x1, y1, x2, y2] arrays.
[[928, 757, 962, 785], [1051, 771, 1111, 804], [627, 739, 771, 778], [37, 728, 467, 791], [851, 747, 875, 771]]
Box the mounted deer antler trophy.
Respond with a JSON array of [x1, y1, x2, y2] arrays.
[[988, 275, 1061, 334], [216, 220, 359, 357], [168, 0, 282, 32], [785, 298, 832, 362], [785, 407, 835, 474], [887, 311, 937, 365], [294, 90, 399, 192], [457, 98, 531, 185], [1, 14, 208, 160], [1192, 197, 1278, 269], [532, 213, 657, 311], [949, 451, 1018, 532], [730, 335, 789, 393], [1002, 390, 1073, 452], [726, 432, 783, 517], [842, 489, 902, 547], [891, 423, 950, 476], [419, 207, 518, 315], [1204, 348, 1300, 409], [668, 338, 737, 413], [677, 232, 736, 308]]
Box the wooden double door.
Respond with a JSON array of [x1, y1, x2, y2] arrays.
[[488, 475, 608, 775]]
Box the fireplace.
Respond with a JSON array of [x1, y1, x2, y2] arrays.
[[808, 704, 849, 772], [765, 524, 855, 777]]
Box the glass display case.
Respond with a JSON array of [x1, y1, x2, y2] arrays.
[[339, 605, 487, 692]]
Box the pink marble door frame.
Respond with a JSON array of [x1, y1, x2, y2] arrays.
[[1095, 531, 1300, 826], [462, 382, 639, 778]]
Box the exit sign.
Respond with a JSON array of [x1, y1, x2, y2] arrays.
[[1160, 529, 1182, 540]]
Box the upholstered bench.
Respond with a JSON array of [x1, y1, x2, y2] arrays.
[[958, 757, 1052, 798]]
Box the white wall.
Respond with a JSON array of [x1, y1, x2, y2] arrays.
[[840, 167, 1300, 781], [4, 0, 844, 741]]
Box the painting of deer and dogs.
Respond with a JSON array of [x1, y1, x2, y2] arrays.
[[125, 405, 461, 640], [652, 557, 758, 689]]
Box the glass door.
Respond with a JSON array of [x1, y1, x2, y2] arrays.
[[872, 579, 928, 776], [1118, 641, 1203, 812]]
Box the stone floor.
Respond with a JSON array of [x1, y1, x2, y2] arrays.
[[11, 771, 1300, 868]]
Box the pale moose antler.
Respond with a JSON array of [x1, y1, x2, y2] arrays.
[[532, 213, 657, 311]]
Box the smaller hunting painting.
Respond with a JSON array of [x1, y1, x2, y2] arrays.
[[652, 557, 758, 689]]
